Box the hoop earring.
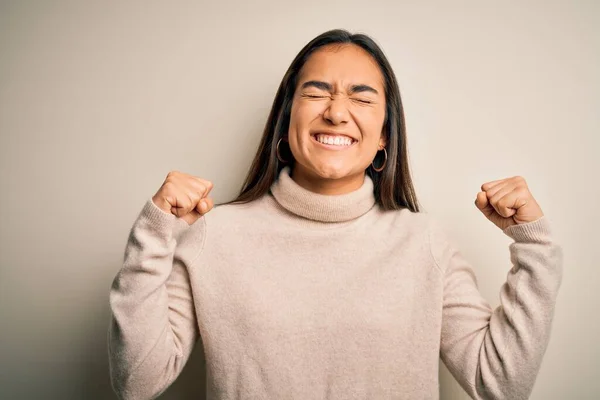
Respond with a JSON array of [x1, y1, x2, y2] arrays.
[[372, 148, 387, 172], [276, 138, 289, 163]]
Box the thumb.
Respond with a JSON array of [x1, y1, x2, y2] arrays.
[[475, 191, 496, 219], [474, 191, 488, 210]]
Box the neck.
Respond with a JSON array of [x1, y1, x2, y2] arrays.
[[270, 166, 376, 223], [290, 165, 365, 195]]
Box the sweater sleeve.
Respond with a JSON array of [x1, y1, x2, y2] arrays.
[[108, 199, 205, 400], [430, 216, 563, 400]]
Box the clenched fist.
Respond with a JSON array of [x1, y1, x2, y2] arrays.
[[475, 176, 544, 231], [152, 171, 214, 225]]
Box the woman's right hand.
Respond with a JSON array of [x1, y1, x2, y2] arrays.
[[151, 171, 214, 225]]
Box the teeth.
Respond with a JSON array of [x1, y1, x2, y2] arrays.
[[315, 134, 353, 147]]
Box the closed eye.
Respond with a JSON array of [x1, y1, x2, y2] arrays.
[[353, 98, 373, 104]]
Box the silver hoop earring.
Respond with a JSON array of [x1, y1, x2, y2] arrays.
[[372, 148, 387, 172]]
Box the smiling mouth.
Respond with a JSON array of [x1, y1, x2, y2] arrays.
[[311, 133, 357, 148]]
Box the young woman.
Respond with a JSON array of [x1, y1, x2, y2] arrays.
[[108, 29, 563, 399]]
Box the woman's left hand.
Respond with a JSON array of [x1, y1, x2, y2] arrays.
[[475, 176, 544, 231]]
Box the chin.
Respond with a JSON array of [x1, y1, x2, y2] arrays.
[[310, 163, 355, 180]]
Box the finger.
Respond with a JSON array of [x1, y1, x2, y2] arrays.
[[481, 178, 506, 192], [491, 187, 521, 218], [202, 179, 214, 195], [203, 197, 214, 213], [168, 188, 190, 217], [475, 191, 486, 209], [187, 181, 212, 203], [171, 201, 194, 218], [186, 189, 202, 213], [192, 178, 214, 198], [159, 182, 180, 210], [482, 179, 512, 199], [475, 191, 495, 218], [497, 189, 528, 215], [195, 196, 214, 215], [169, 187, 199, 217]]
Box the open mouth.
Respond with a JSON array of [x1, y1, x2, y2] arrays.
[[311, 133, 357, 148]]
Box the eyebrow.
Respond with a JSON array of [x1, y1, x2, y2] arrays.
[[300, 80, 379, 95]]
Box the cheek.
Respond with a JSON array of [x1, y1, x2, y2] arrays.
[[355, 108, 386, 140], [291, 101, 322, 130], [287, 102, 312, 154]]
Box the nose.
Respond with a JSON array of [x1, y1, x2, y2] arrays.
[[323, 97, 350, 125]]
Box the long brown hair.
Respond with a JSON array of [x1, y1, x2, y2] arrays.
[[227, 29, 420, 212]]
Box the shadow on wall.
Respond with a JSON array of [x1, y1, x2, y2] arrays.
[[78, 298, 115, 399], [438, 360, 467, 400], [159, 343, 207, 399]]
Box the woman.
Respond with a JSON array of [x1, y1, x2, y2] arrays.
[[108, 29, 563, 399]]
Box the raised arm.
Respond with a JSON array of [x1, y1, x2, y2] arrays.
[[435, 176, 563, 399], [109, 171, 214, 399]]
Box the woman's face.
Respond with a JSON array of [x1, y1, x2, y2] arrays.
[[287, 44, 387, 191]]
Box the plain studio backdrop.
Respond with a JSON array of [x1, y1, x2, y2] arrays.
[[0, 1, 598, 399]]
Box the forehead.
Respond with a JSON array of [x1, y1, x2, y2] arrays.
[[298, 44, 384, 91]]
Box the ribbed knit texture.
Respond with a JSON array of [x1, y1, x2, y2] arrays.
[[109, 167, 563, 400], [270, 166, 375, 222]]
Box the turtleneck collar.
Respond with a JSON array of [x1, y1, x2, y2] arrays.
[[269, 166, 376, 223]]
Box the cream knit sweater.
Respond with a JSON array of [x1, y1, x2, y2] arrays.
[[108, 166, 563, 399]]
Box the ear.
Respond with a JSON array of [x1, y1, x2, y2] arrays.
[[378, 131, 387, 150]]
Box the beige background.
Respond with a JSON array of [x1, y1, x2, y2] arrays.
[[1, 1, 598, 399]]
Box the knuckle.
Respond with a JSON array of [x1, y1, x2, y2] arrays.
[[162, 181, 176, 193], [180, 197, 190, 208], [188, 192, 200, 203], [519, 186, 530, 196]]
